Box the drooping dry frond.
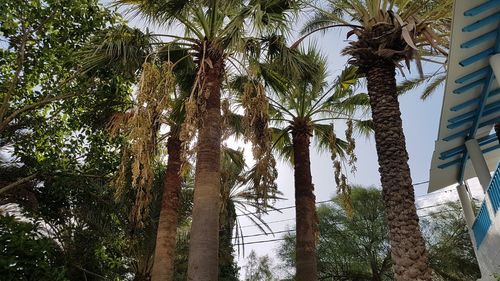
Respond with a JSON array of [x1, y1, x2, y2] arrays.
[[113, 61, 176, 227], [329, 123, 353, 216], [345, 119, 357, 173], [107, 112, 134, 137], [240, 81, 278, 207]]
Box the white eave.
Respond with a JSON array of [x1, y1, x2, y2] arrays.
[[428, 0, 500, 192]]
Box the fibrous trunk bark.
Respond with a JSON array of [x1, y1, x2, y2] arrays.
[[366, 64, 432, 281], [151, 132, 182, 281], [218, 210, 238, 280], [187, 51, 223, 281], [292, 126, 318, 281]]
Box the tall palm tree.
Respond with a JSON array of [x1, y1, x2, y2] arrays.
[[80, 25, 199, 281], [149, 46, 197, 281], [238, 48, 372, 281], [115, 1, 302, 279], [297, 1, 452, 280]]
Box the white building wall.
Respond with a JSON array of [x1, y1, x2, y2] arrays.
[[477, 208, 500, 281]]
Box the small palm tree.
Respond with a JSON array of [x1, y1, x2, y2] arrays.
[[234, 48, 372, 281], [219, 147, 279, 280], [297, 1, 453, 280]]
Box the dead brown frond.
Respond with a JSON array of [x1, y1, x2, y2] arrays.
[[107, 112, 134, 137], [240, 81, 278, 207], [112, 61, 176, 227], [345, 119, 357, 173], [329, 123, 353, 217]]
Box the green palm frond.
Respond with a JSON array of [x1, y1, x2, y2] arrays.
[[312, 123, 348, 158], [396, 75, 431, 95], [421, 73, 446, 100], [396, 72, 446, 100], [270, 127, 293, 163], [244, 0, 300, 34], [301, 7, 345, 34], [79, 25, 152, 76], [224, 112, 246, 140], [115, 0, 194, 26], [331, 93, 370, 116], [262, 35, 320, 84], [353, 119, 374, 138]]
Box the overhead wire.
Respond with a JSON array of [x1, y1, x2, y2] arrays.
[[233, 181, 459, 245], [236, 180, 433, 218]]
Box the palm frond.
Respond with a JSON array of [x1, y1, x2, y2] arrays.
[[312, 123, 348, 158], [115, 0, 194, 26], [79, 25, 152, 76], [270, 127, 293, 164], [421, 73, 446, 100], [353, 119, 374, 138]]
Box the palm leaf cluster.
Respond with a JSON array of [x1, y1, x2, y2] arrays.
[[302, 0, 451, 75]]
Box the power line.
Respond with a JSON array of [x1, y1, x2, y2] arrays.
[[235, 237, 287, 246], [236, 229, 296, 239], [234, 209, 453, 245], [236, 203, 453, 240], [239, 202, 450, 229], [239, 218, 295, 228], [237, 180, 433, 218]]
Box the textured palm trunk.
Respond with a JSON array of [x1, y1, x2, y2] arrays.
[[292, 124, 318, 281], [187, 51, 223, 281], [218, 209, 237, 280], [151, 133, 182, 281], [366, 64, 432, 281], [495, 123, 500, 144]]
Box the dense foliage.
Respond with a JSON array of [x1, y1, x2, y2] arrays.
[[277, 188, 480, 281]]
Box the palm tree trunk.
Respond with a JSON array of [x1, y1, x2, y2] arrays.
[[292, 125, 318, 281], [151, 132, 182, 281], [187, 51, 224, 281], [365, 64, 432, 281], [218, 211, 238, 280], [495, 123, 500, 144]]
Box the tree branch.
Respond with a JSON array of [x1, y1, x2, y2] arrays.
[[0, 174, 37, 195], [0, 29, 29, 122], [0, 92, 78, 134]]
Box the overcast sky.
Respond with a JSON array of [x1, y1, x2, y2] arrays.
[[111, 3, 488, 278]]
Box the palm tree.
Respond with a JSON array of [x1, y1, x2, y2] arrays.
[[219, 147, 279, 280], [149, 46, 197, 281], [240, 48, 372, 281], [114, 1, 302, 279], [80, 26, 199, 281], [297, 1, 452, 280]]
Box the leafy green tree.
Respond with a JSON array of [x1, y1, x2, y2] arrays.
[[0, 0, 128, 136], [0, 215, 67, 281], [278, 187, 392, 281], [0, 2, 145, 280], [422, 202, 480, 281], [0, 0, 133, 196], [297, 1, 452, 279], [244, 250, 278, 281]]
